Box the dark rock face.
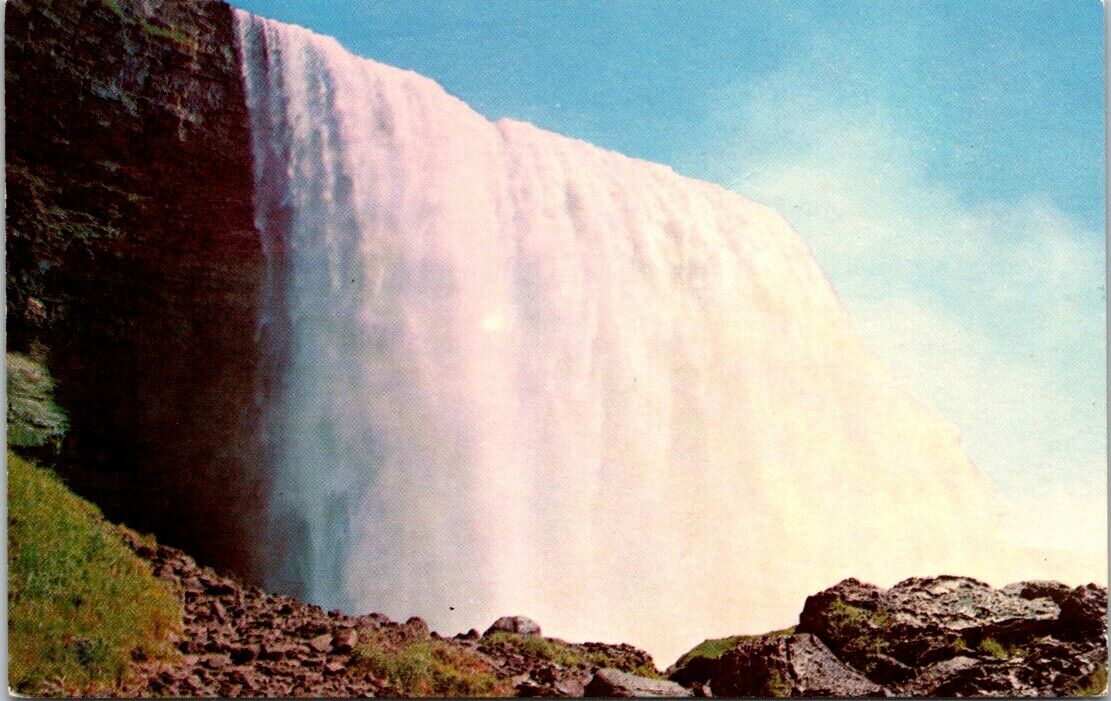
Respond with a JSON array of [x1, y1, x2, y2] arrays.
[[708, 633, 885, 698], [584, 668, 692, 698], [671, 576, 1108, 697], [6, 0, 265, 579], [1059, 584, 1108, 638]]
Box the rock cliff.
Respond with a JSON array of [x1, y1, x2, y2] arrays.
[[5, 0, 263, 578]]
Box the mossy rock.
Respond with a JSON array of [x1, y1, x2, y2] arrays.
[[671, 626, 796, 671], [482, 630, 660, 678], [7, 352, 68, 449]]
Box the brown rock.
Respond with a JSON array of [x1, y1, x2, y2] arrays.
[[210, 599, 227, 623], [227, 643, 260, 664], [260, 642, 309, 660], [1001, 580, 1075, 606], [201, 653, 231, 670], [709, 633, 886, 698], [585, 668, 692, 697], [308, 633, 333, 653], [485, 615, 542, 637], [797, 576, 1062, 684], [1058, 584, 1108, 638], [332, 628, 358, 653], [182, 577, 204, 593]]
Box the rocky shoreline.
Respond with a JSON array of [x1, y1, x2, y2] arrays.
[[99, 530, 1107, 698]]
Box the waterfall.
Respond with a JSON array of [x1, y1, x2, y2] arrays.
[[233, 10, 1010, 662]]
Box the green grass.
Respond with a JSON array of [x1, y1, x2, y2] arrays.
[[7, 353, 68, 449], [979, 637, 1008, 660], [823, 600, 892, 673], [483, 631, 661, 678], [673, 627, 796, 669], [765, 666, 791, 697], [976, 636, 1025, 661], [138, 20, 193, 47], [677, 635, 745, 665], [1069, 665, 1108, 697], [828, 599, 892, 630], [101, 0, 125, 19], [351, 634, 512, 697], [8, 452, 181, 695]]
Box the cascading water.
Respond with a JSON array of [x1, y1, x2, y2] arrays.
[[234, 10, 1018, 662]]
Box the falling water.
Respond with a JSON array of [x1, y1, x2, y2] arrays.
[[234, 10, 1018, 662]]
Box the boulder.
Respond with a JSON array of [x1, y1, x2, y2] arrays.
[[485, 615, 542, 637], [331, 628, 358, 653], [897, 634, 1108, 697], [1057, 584, 1108, 638], [797, 575, 1062, 684], [585, 668, 693, 697], [898, 655, 986, 696], [1001, 580, 1074, 606], [201, 654, 231, 670], [307, 633, 333, 654], [227, 644, 259, 665], [669, 654, 720, 687], [708, 633, 886, 698], [400, 616, 431, 640]]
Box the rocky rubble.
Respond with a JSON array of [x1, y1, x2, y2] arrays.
[[98, 533, 1111, 697], [112, 535, 1110, 699], [118, 530, 390, 697], [114, 531, 666, 697], [470, 628, 661, 697], [670, 575, 1108, 697]]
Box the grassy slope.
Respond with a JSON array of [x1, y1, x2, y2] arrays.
[[484, 631, 661, 678], [352, 632, 514, 697], [672, 626, 796, 669], [8, 451, 182, 695]]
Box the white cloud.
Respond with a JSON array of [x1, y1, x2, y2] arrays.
[[712, 54, 1107, 557]]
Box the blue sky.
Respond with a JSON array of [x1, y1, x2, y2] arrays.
[[232, 0, 1104, 232], [231, 0, 1106, 553]]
